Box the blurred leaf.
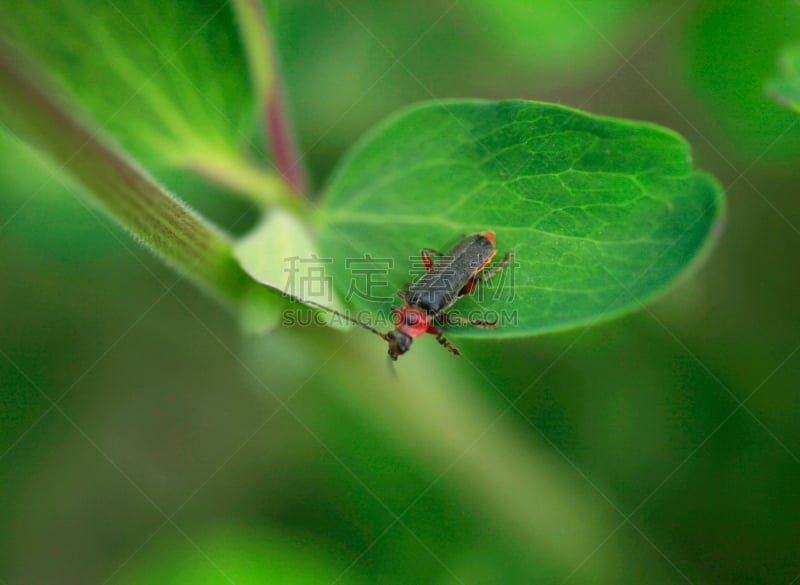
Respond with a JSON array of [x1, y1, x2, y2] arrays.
[[117, 527, 361, 585], [683, 0, 800, 160], [317, 100, 723, 337], [234, 209, 350, 330], [239, 282, 284, 334], [0, 131, 113, 257], [461, 0, 647, 73], [275, 0, 658, 182], [767, 43, 800, 113], [0, 0, 253, 166]]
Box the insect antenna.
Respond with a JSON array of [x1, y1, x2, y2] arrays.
[[279, 291, 390, 341]]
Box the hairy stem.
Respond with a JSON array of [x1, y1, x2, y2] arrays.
[[0, 40, 266, 308]]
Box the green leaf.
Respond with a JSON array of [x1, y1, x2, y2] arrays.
[[317, 100, 723, 338], [768, 43, 800, 113], [0, 0, 252, 166], [234, 209, 350, 330]]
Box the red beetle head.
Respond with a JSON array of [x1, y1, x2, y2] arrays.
[[386, 306, 430, 360]]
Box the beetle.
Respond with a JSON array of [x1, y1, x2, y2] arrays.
[[283, 231, 513, 360]]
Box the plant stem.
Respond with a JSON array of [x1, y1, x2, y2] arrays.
[[180, 152, 307, 216], [232, 0, 310, 195], [0, 39, 267, 309], [330, 338, 622, 579], [247, 328, 639, 581]]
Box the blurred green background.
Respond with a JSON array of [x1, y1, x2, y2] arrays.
[[1, 1, 799, 584]]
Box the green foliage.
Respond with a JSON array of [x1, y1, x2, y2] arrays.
[[117, 528, 360, 585], [683, 0, 800, 159], [318, 100, 723, 337], [0, 0, 252, 165], [0, 3, 750, 583], [768, 44, 800, 113], [0, 131, 112, 256], [234, 209, 349, 331], [461, 0, 647, 73], [275, 0, 658, 182], [0, 43, 274, 313]]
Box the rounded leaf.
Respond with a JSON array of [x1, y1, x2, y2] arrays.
[[317, 100, 724, 338]]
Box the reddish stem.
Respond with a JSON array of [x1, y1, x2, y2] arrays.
[[266, 83, 307, 195]]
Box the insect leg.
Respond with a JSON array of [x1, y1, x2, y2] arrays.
[[478, 250, 513, 282], [426, 324, 462, 356]]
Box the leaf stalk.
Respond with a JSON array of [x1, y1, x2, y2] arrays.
[[232, 0, 310, 196], [0, 38, 270, 309]]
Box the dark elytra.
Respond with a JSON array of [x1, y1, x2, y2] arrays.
[[406, 233, 495, 314]]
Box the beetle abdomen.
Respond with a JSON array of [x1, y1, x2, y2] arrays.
[[407, 233, 495, 314]]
